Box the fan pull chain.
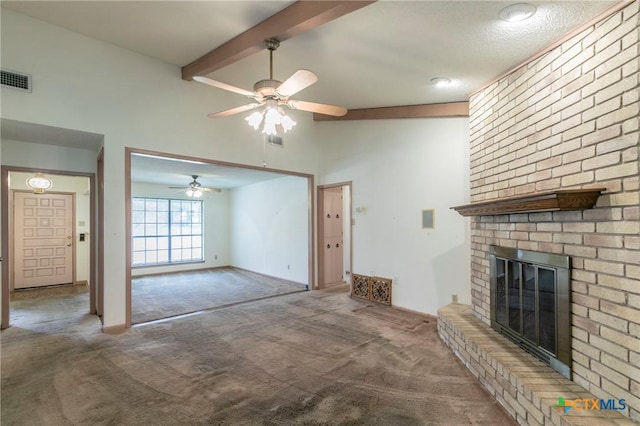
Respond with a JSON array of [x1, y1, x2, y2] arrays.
[[262, 134, 268, 168]]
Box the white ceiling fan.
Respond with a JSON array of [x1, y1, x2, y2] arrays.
[[168, 175, 221, 197], [193, 38, 347, 134]]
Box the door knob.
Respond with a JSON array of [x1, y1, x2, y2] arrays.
[[66, 236, 72, 247], [327, 244, 331, 249]]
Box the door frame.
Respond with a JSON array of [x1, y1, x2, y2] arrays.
[[97, 148, 104, 319], [125, 147, 315, 328], [317, 182, 352, 290], [1, 166, 97, 329], [11, 190, 76, 289]]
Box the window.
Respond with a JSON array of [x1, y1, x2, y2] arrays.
[[132, 198, 203, 266]]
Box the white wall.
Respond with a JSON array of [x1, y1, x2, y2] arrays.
[[316, 118, 471, 315], [230, 176, 309, 284], [1, 139, 98, 173], [7, 171, 91, 284], [130, 182, 230, 276], [1, 9, 321, 327]]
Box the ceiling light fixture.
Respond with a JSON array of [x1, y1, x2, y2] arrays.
[[499, 3, 537, 22], [431, 77, 452, 87], [26, 172, 53, 194], [245, 102, 296, 136], [186, 188, 203, 197], [195, 38, 345, 136]]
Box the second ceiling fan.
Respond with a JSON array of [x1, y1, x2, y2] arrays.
[[169, 175, 221, 197], [194, 38, 347, 134]]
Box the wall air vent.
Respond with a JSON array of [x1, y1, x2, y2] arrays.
[[1, 69, 32, 92], [266, 134, 283, 147]]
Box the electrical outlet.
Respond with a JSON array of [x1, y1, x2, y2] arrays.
[[287, 264, 290, 270], [394, 276, 399, 285], [452, 294, 458, 303], [215, 255, 218, 260]]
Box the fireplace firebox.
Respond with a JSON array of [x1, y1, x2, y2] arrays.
[[489, 246, 571, 378]]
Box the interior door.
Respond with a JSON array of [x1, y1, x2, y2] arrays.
[[13, 192, 74, 289], [322, 187, 343, 285]]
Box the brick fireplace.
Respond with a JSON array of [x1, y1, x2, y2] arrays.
[[439, 1, 639, 424]]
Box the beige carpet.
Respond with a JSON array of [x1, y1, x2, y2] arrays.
[[132, 267, 307, 324], [1, 284, 515, 425]]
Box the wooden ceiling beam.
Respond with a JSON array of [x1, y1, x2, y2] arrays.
[[313, 102, 469, 121], [181, 1, 376, 81]]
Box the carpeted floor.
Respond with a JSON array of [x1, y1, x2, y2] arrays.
[[1, 284, 515, 425], [132, 267, 308, 324], [9, 283, 90, 327]]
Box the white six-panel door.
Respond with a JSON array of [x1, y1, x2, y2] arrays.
[[13, 192, 74, 289]]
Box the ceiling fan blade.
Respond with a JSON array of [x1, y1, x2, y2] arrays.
[[276, 70, 318, 97], [168, 186, 189, 190], [207, 103, 260, 118], [288, 100, 347, 117], [202, 187, 222, 193], [193, 76, 256, 97]]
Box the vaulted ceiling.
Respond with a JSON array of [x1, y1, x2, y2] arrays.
[[2, 1, 618, 110], [0, 1, 623, 187]]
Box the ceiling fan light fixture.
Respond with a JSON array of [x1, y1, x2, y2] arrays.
[[245, 111, 264, 129], [499, 3, 536, 22], [246, 107, 296, 136], [280, 113, 296, 132], [26, 172, 53, 194], [196, 38, 344, 135], [186, 188, 203, 197]]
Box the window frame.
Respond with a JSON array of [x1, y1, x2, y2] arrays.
[[131, 197, 204, 267]]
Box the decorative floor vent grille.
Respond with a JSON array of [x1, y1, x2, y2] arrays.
[[1, 69, 31, 92], [351, 274, 392, 305]]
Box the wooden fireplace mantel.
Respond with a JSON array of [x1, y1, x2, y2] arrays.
[[451, 188, 606, 217]]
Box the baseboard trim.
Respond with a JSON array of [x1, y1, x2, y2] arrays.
[[102, 324, 127, 334], [390, 305, 438, 322], [322, 280, 348, 289], [132, 265, 231, 279], [231, 266, 307, 288]]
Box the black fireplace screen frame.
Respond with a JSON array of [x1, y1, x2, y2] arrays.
[[489, 246, 571, 379]]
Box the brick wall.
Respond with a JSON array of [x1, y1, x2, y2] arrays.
[[468, 1, 639, 421]]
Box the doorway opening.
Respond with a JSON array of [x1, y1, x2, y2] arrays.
[[126, 148, 315, 327], [317, 182, 352, 290], [1, 168, 96, 329]]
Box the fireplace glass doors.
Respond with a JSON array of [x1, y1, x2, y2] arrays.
[[490, 246, 571, 378]]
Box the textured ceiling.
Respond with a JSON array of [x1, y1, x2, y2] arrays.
[[130, 153, 296, 189], [1, 1, 617, 109], [1, 1, 619, 186]]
